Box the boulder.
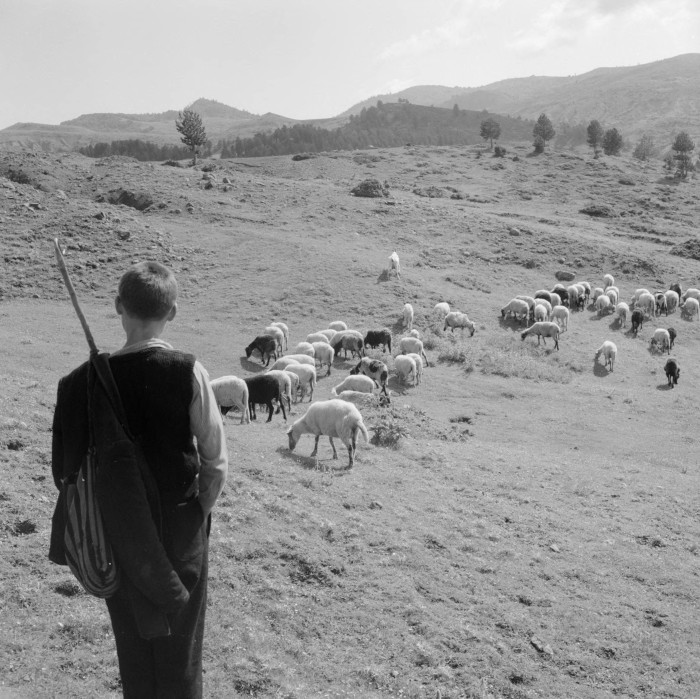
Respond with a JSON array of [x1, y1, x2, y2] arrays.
[[555, 270, 576, 282]]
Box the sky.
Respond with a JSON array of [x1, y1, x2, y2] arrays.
[[1, 0, 698, 129]]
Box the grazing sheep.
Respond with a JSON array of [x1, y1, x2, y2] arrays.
[[265, 369, 295, 412], [264, 325, 285, 354], [403, 303, 414, 330], [669, 283, 683, 301], [551, 285, 570, 306], [615, 302, 630, 327], [364, 328, 392, 353], [284, 363, 317, 402], [654, 292, 667, 316], [603, 274, 614, 289], [405, 353, 424, 385], [351, 357, 389, 394], [331, 375, 376, 395], [311, 341, 335, 376], [244, 374, 286, 422], [637, 292, 656, 319], [398, 336, 429, 365], [551, 305, 569, 331], [210, 376, 250, 425], [594, 341, 617, 371], [549, 292, 562, 308], [520, 321, 560, 350], [329, 320, 348, 332], [591, 287, 605, 302], [630, 288, 651, 305], [388, 251, 401, 278], [631, 308, 644, 334], [664, 290, 679, 314], [318, 328, 338, 342], [664, 358, 680, 387], [566, 285, 581, 311], [287, 399, 369, 469], [501, 298, 530, 324], [578, 281, 592, 300], [650, 328, 671, 354], [534, 290, 553, 305], [270, 322, 289, 350], [331, 332, 365, 359], [596, 294, 612, 316], [267, 355, 316, 372], [443, 311, 475, 336], [245, 334, 278, 367], [408, 329, 421, 338], [534, 304, 548, 323], [307, 331, 332, 345], [605, 288, 619, 306], [335, 390, 391, 407], [433, 302, 450, 319], [292, 341, 315, 357], [681, 297, 700, 320], [668, 327, 677, 350], [534, 298, 553, 319], [681, 288, 700, 302], [394, 354, 418, 385]]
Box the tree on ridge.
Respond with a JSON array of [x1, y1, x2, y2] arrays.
[[480, 118, 501, 150], [175, 108, 207, 166]]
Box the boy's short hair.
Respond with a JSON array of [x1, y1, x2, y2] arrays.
[[118, 261, 178, 320]]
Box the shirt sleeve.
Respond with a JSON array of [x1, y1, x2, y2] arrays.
[[190, 361, 229, 517]]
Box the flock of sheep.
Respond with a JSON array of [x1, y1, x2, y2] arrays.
[[500, 273, 694, 387], [210, 250, 696, 470]]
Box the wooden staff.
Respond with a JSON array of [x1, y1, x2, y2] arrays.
[[53, 238, 98, 355]]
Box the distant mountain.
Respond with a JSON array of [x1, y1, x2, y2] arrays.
[[343, 54, 700, 143], [1, 55, 698, 152]]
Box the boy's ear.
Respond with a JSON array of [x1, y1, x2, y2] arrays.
[[115, 296, 123, 315], [166, 303, 177, 322]]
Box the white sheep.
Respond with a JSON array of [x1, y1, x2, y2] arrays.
[[311, 341, 335, 376], [265, 369, 295, 412], [520, 321, 560, 350], [615, 302, 630, 327], [664, 290, 679, 314], [263, 325, 285, 354], [328, 321, 348, 332], [398, 336, 428, 365], [577, 281, 592, 300], [287, 399, 369, 469], [408, 329, 421, 338], [403, 303, 414, 330], [533, 304, 548, 323], [270, 321, 289, 350], [549, 292, 562, 308], [394, 354, 417, 385], [595, 294, 612, 316], [650, 328, 671, 354], [267, 355, 316, 372], [307, 332, 332, 345], [630, 288, 651, 305], [605, 288, 619, 306], [681, 297, 699, 320], [433, 302, 450, 319], [319, 328, 338, 342], [501, 298, 529, 324], [443, 311, 475, 336], [335, 390, 391, 408], [515, 295, 536, 310], [210, 376, 250, 425], [331, 375, 376, 395], [637, 292, 656, 318], [595, 341, 617, 371], [292, 341, 315, 357], [681, 288, 700, 302], [603, 274, 614, 289], [284, 363, 317, 402], [551, 305, 569, 331], [534, 298, 552, 319], [406, 353, 424, 385], [388, 251, 401, 278]]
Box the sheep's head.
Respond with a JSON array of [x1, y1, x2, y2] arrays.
[[349, 362, 361, 375], [287, 427, 298, 451], [245, 345, 253, 358]]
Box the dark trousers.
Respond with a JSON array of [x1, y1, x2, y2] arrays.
[[106, 501, 209, 698]]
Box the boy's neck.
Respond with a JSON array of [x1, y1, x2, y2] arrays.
[[122, 323, 167, 349], [116, 298, 175, 349]]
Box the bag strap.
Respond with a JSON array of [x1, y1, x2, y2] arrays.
[[89, 350, 138, 442]]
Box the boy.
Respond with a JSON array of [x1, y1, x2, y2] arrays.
[[51, 261, 228, 698]]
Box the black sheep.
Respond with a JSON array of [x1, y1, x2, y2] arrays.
[[244, 374, 286, 422], [363, 329, 392, 353], [664, 358, 680, 388], [631, 308, 644, 334], [245, 334, 278, 367]]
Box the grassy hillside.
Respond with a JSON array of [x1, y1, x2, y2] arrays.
[[1, 142, 699, 698]]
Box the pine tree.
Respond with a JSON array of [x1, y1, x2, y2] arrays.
[[175, 108, 207, 165], [586, 120, 604, 156], [602, 128, 623, 156], [480, 118, 501, 149], [532, 114, 555, 152], [671, 131, 695, 178], [633, 135, 656, 161]]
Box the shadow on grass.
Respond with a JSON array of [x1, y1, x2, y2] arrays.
[[656, 382, 675, 391], [277, 444, 353, 474], [239, 356, 267, 373], [593, 361, 611, 377], [498, 315, 528, 332]]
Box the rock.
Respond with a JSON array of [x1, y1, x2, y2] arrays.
[[351, 179, 389, 198], [55, 190, 67, 200], [222, 177, 231, 184], [94, 211, 105, 220], [508, 227, 520, 236], [530, 635, 554, 657], [555, 270, 576, 281], [580, 204, 616, 218]]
